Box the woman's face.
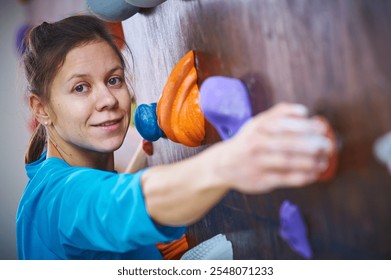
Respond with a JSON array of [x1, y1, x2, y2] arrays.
[[47, 40, 131, 155]]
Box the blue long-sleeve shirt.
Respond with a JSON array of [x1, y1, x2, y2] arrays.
[[16, 152, 186, 259]]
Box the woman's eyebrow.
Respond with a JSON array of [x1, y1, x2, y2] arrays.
[[107, 66, 124, 74], [67, 66, 124, 82], [67, 73, 89, 82]]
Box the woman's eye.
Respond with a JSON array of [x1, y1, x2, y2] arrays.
[[108, 77, 122, 86], [74, 84, 88, 93]]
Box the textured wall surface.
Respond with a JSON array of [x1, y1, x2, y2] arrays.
[[123, 0, 391, 259]]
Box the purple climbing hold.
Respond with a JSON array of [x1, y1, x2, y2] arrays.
[[279, 200, 313, 259], [200, 76, 252, 140]]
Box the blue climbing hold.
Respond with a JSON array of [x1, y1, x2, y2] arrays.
[[87, 0, 139, 22], [134, 103, 163, 142]]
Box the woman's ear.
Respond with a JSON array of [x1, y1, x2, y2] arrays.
[[29, 94, 51, 126]]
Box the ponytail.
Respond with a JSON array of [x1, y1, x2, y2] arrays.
[[25, 123, 47, 164]]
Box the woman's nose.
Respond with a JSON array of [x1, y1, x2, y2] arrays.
[[95, 85, 119, 111]]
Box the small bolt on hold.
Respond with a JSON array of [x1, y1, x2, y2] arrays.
[[373, 131, 391, 173]]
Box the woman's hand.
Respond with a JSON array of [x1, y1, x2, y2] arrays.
[[215, 103, 334, 194]]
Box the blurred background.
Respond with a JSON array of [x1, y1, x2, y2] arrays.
[[0, 0, 141, 259], [3, 0, 391, 260]]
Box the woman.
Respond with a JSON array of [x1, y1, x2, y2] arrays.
[[17, 15, 333, 259]]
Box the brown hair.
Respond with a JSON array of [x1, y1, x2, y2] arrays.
[[24, 15, 128, 164]]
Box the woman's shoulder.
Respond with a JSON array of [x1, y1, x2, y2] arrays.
[[25, 151, 144, 195], [26, 151, 70, 178]]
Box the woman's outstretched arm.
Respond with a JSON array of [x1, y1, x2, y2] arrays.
[[141, 103, 333, 226]]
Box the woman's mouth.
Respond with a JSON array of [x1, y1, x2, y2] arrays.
[[93, 118, 122, 131], [98, 120, 119, 127]]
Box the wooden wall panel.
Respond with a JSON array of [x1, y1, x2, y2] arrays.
[[122, 0, 391, 259]]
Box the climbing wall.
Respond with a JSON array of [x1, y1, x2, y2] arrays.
[[122, 0, 391, 259]]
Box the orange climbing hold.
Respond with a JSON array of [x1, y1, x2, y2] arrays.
[[156, 234, 189, 260], [157, 50, 205, 147]]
